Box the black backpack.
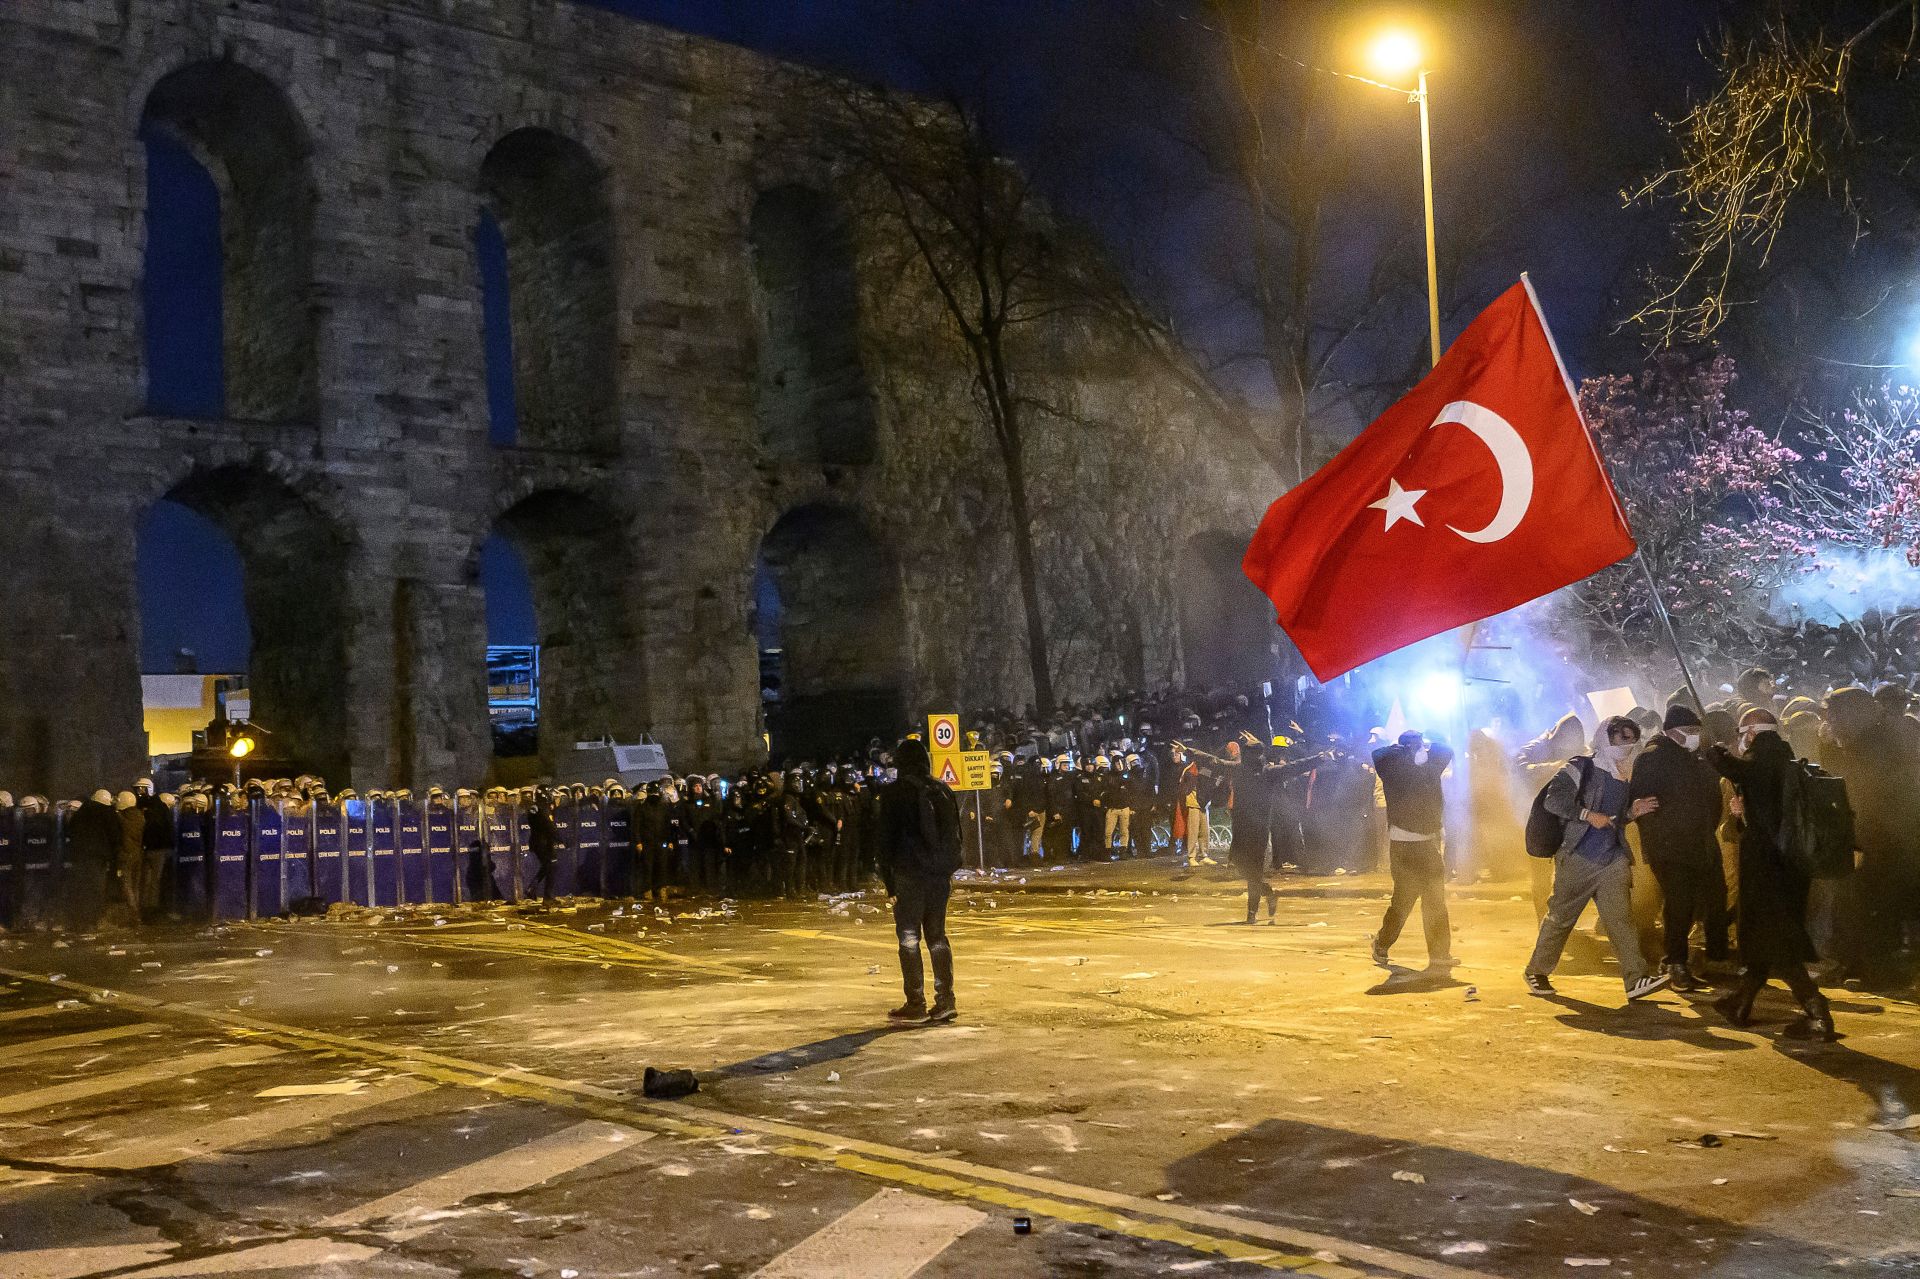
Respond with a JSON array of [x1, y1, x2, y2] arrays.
[[917, 778, 962, 872], [1777, 757, 1854, 878], [1525, 758, 1592, 858]]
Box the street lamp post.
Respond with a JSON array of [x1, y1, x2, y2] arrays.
[[1415, 68, 1440, 370], [1369, 32, 1441, 369]]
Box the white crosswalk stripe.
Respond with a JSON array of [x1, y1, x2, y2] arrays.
[[0, 1022, 164, 1065], [0, 1045, 282, 1116], [751, 1188, 987, 1278], [319, 1118, 648, 1240], [53, 1075, 438, 1170]]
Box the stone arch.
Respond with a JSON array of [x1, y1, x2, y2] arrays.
[[478, 128, 619, 453], [141, 465, 352, 780], [748, 184, 875, 466], [1176, 530, 1283, 692], [140, 59, 317, 422], [487, 490, 642, 773], [755, 504, 903, 760]]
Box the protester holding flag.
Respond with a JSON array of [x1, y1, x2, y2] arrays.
[[1523, 716, 1670, 1002]]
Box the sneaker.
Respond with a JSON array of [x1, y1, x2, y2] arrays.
[[1625, 971, 1672, 1001], [1524, 972, 1555, 996], [887, 1002, 928, 1023], [1369, 935, 1391, 967], [925, 999, 958, 1024]]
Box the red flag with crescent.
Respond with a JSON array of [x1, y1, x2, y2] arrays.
[[1241, 278, 1635, 682]]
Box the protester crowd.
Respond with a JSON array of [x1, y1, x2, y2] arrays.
[[5, 662, 1919, 1037]]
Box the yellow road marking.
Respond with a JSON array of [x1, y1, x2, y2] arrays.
[[0, 965, 1492, 1279], [241, 919, 749, 978]]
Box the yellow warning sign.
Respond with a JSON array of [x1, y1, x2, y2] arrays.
[[931, 749, 992, 792], [926, 713, 962, 753]]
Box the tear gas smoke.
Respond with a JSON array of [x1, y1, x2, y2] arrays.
[[1769, 546, 1920, 625]]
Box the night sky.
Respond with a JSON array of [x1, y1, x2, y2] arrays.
[[136, 0, 1716, 676]]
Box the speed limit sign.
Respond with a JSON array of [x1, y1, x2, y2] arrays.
[[927, 713, 960, 752]]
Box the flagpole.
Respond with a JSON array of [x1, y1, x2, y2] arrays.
[[1634, 550, 1707, 713], [1520, 272, 1706, 714]]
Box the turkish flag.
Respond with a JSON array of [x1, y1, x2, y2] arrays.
[[1242, 278, 1635, 682]]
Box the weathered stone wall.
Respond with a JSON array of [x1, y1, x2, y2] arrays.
[[0, 0, 1273, 797]]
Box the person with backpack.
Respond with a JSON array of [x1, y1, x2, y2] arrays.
[[1708, 707, 1839, 1040], [1523, 716, 1671, 1001], [1626, 704, 1729, 991], [879, 737, 963, 1024]]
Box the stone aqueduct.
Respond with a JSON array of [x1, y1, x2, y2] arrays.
[[0, 0, 1277, 798]]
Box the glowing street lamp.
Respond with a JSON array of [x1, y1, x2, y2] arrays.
[[1368, 29, 1442, 370], [1368, 30, 1421, 78]]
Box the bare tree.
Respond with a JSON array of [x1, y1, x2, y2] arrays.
[[818, 84, 1077, 715], [1629, 1, 1919, 345]]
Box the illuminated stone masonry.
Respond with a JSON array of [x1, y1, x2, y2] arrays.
[[0, 0, 1268, 796]]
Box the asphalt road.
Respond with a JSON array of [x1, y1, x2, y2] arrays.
[[2, 857, 1918, 1278]]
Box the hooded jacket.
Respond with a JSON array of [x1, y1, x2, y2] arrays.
[[1626, 734, 1723, 863], [878, 738, 961, 884]]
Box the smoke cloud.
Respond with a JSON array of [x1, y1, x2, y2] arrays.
[[1769, 546, 1920, 624]]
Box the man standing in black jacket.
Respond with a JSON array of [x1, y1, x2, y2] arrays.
[[133, 778, 174, 921], [1709, 709, 1837, 1040], [1369, 731, 1456, 969], [1627, 704, 1727, 991], [525, 790, 558, 908], [879, 737, 963, 1024], [66, 790, 123, 930]]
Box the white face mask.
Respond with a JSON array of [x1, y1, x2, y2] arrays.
[[1679, 731, 1702, 752], [1596, 741, 1637, 770]]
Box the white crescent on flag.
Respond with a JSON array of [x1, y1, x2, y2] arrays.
[[1428, 400, 1535, 544]]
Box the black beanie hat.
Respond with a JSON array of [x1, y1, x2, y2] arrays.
[[1662, 703, 1702, 731]]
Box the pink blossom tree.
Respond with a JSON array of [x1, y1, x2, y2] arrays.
[[1565, 351, 1807, 666]]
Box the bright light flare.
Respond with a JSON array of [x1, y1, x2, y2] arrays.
[[1411, 671, 1461, 717], [229, 734, 255, 759], [1369, 30, 1422, 78]]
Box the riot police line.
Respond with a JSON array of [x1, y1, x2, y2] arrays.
[[0, 786, 652, 928]]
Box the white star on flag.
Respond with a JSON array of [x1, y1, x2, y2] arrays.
[[1368, 477, 1427, 531]]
